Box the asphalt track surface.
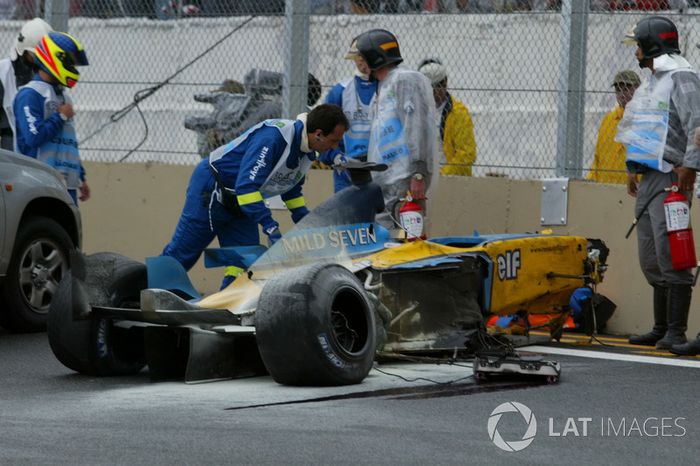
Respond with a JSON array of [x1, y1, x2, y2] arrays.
[[1, 329, 699, 465]]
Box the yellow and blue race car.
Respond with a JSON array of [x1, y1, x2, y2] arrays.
[[48, 163, 608, 387]]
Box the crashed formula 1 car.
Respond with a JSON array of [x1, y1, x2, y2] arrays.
[[48, 163, 609, 386]]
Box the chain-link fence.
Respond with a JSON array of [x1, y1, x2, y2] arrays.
[[1, 0, 697, 178]]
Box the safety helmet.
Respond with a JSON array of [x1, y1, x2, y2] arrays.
[[34, 32, 88, 88], [355, 29, 403, 71], [623, 16, 680, 59], [11, 17, 53, 60], [344, 39, 360, 60], [418, 58, 447, 85]]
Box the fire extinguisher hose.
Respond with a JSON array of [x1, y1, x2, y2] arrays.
[[624, 188, 668, 239], [624, 186, 700, 285]]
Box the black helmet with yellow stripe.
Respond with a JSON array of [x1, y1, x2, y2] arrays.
[[355, 29, 403, 71]]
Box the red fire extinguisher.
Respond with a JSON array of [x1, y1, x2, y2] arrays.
[[664, 183, 697, 270], [399, 192, 425, 241]]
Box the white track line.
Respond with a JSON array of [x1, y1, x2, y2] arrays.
[[522, 345, 700, 369]]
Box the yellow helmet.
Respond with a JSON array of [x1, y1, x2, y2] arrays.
[[34, 32, 88, 88]]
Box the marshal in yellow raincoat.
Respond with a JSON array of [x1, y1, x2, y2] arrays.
[[439, 95, 477, 176], [587, 105, 628, 184]]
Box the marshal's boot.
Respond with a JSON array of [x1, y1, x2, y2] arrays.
[[656, 284, 691, 350], [629, 285, 668, 346], [670, 334, 700, 356]]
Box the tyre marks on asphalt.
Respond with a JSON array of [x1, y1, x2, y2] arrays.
[[224, 378, 547, 410]]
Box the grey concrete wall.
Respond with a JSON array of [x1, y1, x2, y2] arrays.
[[80, 161, 700, 337]]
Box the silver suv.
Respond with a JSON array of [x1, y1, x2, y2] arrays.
[[0, 150, 81, 332]]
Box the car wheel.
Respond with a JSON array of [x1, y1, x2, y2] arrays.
[[256, 263, 376, 386], [48, 252, 146, 376], [0, 217, 73, 332]]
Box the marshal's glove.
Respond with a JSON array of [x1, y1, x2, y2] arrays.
[[332, 153, 348, 173], [264, 224, 282, 246]]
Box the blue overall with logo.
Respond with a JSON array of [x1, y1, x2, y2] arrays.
[[162, 119, 314, 285]]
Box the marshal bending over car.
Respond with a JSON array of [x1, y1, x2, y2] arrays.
[[48, 162, 609, 386]]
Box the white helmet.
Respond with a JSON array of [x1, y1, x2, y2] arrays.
[[418, 58, 447, 86], [11, 18, 53, 60]]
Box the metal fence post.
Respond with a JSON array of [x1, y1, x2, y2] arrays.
[[555, 0, 588, 178], [44, 0, 70, 32], [283, 0, 310, 120]]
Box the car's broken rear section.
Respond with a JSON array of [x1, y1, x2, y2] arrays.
[[352, 234, 605, 353]]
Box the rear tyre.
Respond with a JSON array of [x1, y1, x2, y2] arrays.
[[0, 217, 73, 332], [256, 263, 376, 386], [48, 252, 147, 376]]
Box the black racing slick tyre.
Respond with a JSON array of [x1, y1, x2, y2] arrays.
[[48, 252, 147, 376], [0, 217, 73, 332], [256, 263, 376, 386]]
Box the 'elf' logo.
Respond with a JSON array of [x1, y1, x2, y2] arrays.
[[497, 249, 521, 281]]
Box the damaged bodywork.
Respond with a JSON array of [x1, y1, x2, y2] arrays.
[[48, 165, 608, 387]]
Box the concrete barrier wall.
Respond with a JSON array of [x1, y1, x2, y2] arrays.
[[81, 161, 700, 337]]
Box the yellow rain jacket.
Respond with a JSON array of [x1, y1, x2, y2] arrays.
[[439, 94, 477, 176], [588, 106, 628, 184]]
